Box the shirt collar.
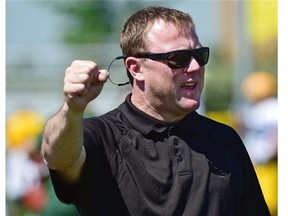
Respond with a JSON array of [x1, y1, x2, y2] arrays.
[[119, 94, 204, 135]]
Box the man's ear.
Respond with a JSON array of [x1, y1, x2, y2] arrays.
[[125, 57, 145, 81]]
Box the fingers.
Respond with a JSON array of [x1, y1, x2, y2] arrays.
[[67, 60, 96, 84], [64, 60, 98, 96]]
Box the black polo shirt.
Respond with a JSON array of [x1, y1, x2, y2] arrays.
[[50, 94, 270, 216]]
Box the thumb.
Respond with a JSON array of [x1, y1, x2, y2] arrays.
[[97, 69, 110, 83]]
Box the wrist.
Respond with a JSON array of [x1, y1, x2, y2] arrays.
[[62, 102, 84, 120]]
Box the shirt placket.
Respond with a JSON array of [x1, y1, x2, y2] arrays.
[[168, 126, 192, 176]]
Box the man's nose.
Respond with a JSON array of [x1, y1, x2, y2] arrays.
[[184, 57, 203, 73]]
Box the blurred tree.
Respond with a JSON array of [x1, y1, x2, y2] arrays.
[[54, 1, 116, 43], [204, 49, 233, 111], [45, 1, 146, 44]]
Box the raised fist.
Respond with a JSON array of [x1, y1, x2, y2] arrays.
[[63, 60, 109, 112]]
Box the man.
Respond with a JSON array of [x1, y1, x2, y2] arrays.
[[41, 6, 270, 215]]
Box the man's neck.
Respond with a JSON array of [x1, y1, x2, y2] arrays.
[[130, 89, 186, 123]]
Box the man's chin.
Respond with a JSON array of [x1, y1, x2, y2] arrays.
[[178, 99, 200, 113]]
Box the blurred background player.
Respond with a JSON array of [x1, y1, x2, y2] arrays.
[[239, 70, 277, 215]]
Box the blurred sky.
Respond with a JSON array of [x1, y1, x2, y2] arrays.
[[6, 1, 218, 45], [6, 1, 65, 44]]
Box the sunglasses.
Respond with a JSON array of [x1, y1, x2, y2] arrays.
[[132, 47, 210, 69], [107, 47, 210, 86]]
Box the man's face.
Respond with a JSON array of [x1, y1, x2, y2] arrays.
[[138, 20, 205, 121]]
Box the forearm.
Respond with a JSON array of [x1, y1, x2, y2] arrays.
[[41, 102, 84, 171]]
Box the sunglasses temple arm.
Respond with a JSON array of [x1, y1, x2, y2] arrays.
[[107, 56, 129, 87]]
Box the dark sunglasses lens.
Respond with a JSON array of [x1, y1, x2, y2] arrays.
[[167, 54, 191, 69], [167, 49, 209, 69], [194, 50, 209, 66]]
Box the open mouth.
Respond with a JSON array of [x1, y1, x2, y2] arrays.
[[181, 81, 196, 89]]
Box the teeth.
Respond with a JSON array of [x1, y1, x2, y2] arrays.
[[184, 82, 195, 87]]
